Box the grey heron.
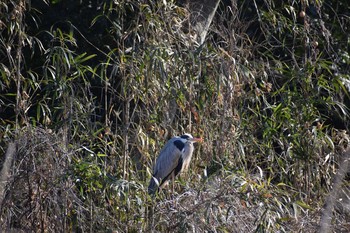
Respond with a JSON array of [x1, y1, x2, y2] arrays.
[[148, 133, 203, 195]]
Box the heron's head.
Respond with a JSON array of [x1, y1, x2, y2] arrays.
[[180, 133, 203, 143]]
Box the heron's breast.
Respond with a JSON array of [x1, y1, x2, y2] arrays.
[[182, 145, 194, 171]]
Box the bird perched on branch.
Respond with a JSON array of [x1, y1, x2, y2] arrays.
[[148, 133, 203, 195]]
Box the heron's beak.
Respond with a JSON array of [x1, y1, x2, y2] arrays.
[[190, 137, 203, 143]]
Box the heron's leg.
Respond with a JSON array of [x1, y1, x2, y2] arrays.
[[170, 172, 177, 208], [171, 172, 175, 195]]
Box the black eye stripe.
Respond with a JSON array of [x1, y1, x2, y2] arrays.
[[180, 134, 190, 139]]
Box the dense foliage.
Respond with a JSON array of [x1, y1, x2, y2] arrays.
[[0, 0, 349, 232]]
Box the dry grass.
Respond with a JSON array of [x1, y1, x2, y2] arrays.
[[0, 127, 78, 232]]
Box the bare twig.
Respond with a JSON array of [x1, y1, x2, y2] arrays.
[[319, 148, 350, 233], [0, 142, 16, 206]]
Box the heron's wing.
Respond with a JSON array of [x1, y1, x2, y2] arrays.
[[153, 139, 183, 184]]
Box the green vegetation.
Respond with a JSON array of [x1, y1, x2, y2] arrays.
[[0, 0, 349, 232]]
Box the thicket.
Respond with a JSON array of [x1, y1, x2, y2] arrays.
[[0, 0, 349, 232]]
